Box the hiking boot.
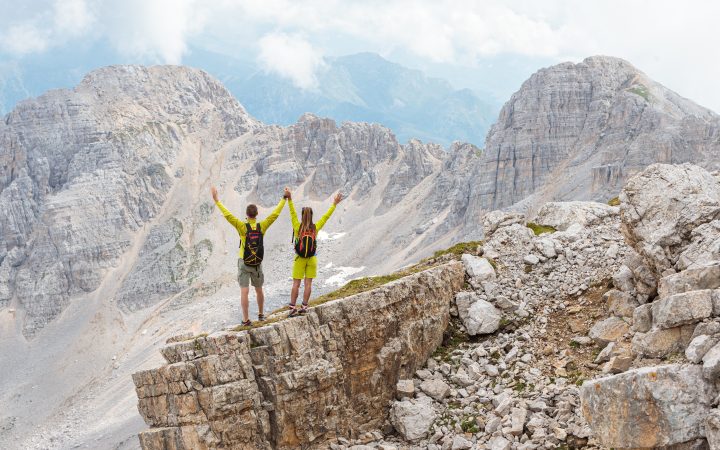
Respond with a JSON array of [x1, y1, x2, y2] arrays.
[[288, 304, 300, 318]]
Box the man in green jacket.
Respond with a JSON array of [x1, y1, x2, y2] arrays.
[[211, 186, 286, 326]]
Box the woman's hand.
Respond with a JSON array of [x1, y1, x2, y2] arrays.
[[333, 192, 344, 205], [211, 186, 219, 203], [284, 187, 292, 200]]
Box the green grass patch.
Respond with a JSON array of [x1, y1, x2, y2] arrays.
[[526, 222, 557, 236], [429, 240, 483, 260], [607, 196, 620, 206], [460, 416, 479, 433], [432, 319, 470, 362], [628, 85, 650, 101]]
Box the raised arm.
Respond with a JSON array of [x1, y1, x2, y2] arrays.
[[260, 197, 287, 232], [212, 186, 245, 236], [286, 188, 301, 232], [316, 192, 343, 232]]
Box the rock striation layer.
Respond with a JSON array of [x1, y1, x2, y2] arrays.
[[446, 56, 720, 214], [132, 262, 464, 449]]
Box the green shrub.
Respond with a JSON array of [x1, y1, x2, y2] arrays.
[[607, 196, 620, 206], [526, 222, 557, 236]]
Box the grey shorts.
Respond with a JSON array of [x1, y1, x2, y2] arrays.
[[238, 260, 264, 288]]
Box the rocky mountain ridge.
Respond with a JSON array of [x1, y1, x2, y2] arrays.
[[131, 163, 720, 449], [3, 57, 720, 449]]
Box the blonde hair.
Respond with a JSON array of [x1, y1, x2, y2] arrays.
[[299, 207, 316, 235]]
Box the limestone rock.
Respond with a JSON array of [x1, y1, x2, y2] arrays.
[[605, 289, 639, 318], [533, 201, 619, 231], [451, 435, 473, 450], [482, 211, 525, 237], [652, 290, 713, 330], [620, 163, 720, 276], [396, 380, 415, 399], [133, 262, 464, 449], [462, 299, 501, 336], [588, 317, 630, 346], [631, 325, 695, 358], [581, 364, 718, 448], [632, 304, 653, 333], [658, 262, 720, 297], [702, 342, 720, 379], [419, 379, 450, 401], [705, 410, 720, 450], [461, 254, 496, 282], [390, 398, 436, 442], [686, 335, 718, 364]]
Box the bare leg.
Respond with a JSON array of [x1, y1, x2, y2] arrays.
[[303, 278, 313, 305], [290, 279, 302, 305], [255, 286, 265, 316], [241, 287, 250, 322]]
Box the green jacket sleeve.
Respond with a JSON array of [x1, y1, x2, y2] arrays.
[[260, 198, 287, 232], [316, 204, 337, 232], [288, 200, 300, 233], [215, 201, 246, 237]]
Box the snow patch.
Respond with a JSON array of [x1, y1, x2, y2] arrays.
[[318, 230, 346, 241], [324, 266, 366, 287]]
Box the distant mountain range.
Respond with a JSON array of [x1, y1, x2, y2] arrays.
[[0, 47, 500, 146]]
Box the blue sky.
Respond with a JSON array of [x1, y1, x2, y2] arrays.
[[1, 0, 719, 112]]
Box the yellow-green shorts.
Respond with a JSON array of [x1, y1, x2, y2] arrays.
[[292, 255, 318, 279]]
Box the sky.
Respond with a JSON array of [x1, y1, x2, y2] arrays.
[[1, 0, 719, 111]]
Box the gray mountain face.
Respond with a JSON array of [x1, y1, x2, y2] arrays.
[[0, 65, 458, 337], [5, 57, 720, 338], [0, 65, 257, 335], [446, 56, 720, 215], [3, 57, 720, 449]]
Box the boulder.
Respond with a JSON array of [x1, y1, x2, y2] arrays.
[[461, 254, 496, 282], [651, 290, 713, 329], [620, 163, 720, 276], [589, 317, 630, 346], [534, 238, 557, 259], [581, 364, 718, 448], [390, 398, 436, 442], [396, 379, 415, 399], [677, 221, 720, 271], [706, 410, 720, 450], [613, 265, 636, 293], [461, 299, 501, 336], [702, 342, 720, 379], [605, 289, 639, 318], [418, 379, 450, 401], [533, 201, 619, 231], [631, 304, 653, 333], [686, 335, 718, 364], [483, 210, 525, 237], [631, 325, 695, 358], [658, 262, 720, 297]]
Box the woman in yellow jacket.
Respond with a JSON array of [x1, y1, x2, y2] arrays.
[[284, 187, 343, 317]]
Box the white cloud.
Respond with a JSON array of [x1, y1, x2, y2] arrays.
[[53, 0, 94, 36], [0, 23, 49, 55], [101, 0, 206, 64], [257, 32, 325, 90], [2, 0, 720, 111]]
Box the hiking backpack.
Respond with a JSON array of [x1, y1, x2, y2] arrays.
[[242, 223, 264, 266], [293, 227, 317, 258]]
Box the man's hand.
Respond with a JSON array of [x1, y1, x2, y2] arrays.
[[333, 192, 344, 205], [284, 187, 292, 200], [211, 186, 219, 203]]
